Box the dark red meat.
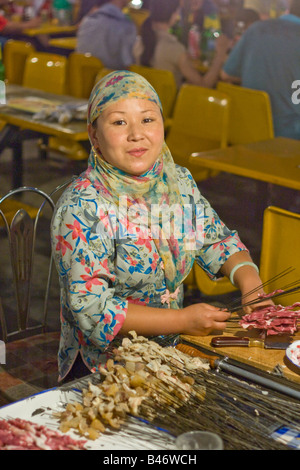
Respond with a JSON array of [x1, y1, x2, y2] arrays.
[[240, 303, 300, 336]]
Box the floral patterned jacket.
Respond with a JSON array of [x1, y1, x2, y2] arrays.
[[51, 165, 247, 380]]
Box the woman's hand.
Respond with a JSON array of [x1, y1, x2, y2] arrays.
[[241, 289, 275, 315], [180, 303, 230, 336]]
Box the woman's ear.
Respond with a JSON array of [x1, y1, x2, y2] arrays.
[[88, 122, 100, 151]]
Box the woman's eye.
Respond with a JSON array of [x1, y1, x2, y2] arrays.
[[143, 117, 153, 123], [113, 120, 125, 125]]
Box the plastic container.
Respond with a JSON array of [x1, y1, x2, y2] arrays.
[[52, 0, 72, 25], [188, 24, 201, 59]]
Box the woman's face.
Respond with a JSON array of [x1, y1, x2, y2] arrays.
[[89, 97, 165, 176]]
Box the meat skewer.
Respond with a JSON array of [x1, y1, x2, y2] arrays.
[[226, 283, 300, 313], [227, 267, 296, 309]]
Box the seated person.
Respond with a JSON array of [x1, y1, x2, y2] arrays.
[[0, 1, 42, 48], [76, 0, 137, 69], [51, 69, 270, 382], [134, 0, 231, 89], [71, 0, 108, 24]]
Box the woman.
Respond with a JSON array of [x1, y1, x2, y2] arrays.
[[51, 70, 267, 382], [134, 0, 231, 88]]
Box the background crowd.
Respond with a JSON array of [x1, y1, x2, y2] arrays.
[[0, 0, 298, 141]]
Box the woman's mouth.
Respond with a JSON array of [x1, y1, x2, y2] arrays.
[[128, 148, 147, 158]]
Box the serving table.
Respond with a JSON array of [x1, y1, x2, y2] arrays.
[[181, 329, 300, 387], [0, 84, 89, 188], [0, 332, 300, 450]]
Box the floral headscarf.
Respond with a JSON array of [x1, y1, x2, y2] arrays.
[[86, 70, 194, 299]]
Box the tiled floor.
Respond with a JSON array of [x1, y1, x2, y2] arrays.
[[0, 332, 60, 405], [0, 138, 299, 406]]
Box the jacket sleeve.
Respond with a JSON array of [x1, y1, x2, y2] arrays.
[[51, 200, 128, 351]]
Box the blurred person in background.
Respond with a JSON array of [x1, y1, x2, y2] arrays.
[[0, 0, 42, 47], [243, 0, 289, 18], [221, 0, 300, 140], [134, 0, 231, 89], [180, 0, 219, 45], [76, 0, 137, 69], [71, 0, 109, 24], [221, 0, 300, 211], [232, 7, 259, 44]]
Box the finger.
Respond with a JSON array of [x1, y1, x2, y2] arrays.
[[214, 309, 231, 321], [211, 320, 228, 331]]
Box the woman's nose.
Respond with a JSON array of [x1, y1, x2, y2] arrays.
[[127, 122, 144, 140]]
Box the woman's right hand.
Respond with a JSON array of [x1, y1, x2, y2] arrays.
[[180, 303, 230, 336]]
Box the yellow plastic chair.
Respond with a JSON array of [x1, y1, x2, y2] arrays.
[[184, 264, 237, 297], [129, 64, 177, 122], [165, 84, 230, 181], [259, 206, 300, 306], [22, 52, 86, 161], [95, 67, 115, 84], [3, 39, 36, 85], [0, 196, 38, 228], [23, 52, 67, 95], [67, 52, 104, 99], [193, 264, 237, 296], [217, 81, 274, 145]]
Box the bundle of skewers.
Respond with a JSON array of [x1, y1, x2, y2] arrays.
[[225, 267, 300, 336], [54, 328, 300, 450]]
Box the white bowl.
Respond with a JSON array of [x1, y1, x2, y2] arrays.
[[175, 431, 223, 450], [286, 340, 300, 369]]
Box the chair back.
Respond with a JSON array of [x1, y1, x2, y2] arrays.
[[94, 67, 115, 84], [129, 64, 177, 121], [23, 52, 67, 94], [67, 52, 103, 99], [193, 263, 237, 296], [3, 39, 36, 85], [259, 206, 300, 306], [0, 179, 74, 343], [217, 81, 274, 145], [166, 84, 230, 180]]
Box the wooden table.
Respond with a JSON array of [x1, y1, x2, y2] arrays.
[[182, 329, 300, 388], [189, 137, 300, 191], [0, 85, 89, 187]]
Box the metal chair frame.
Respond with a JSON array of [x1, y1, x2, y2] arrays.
[[0, 179, 75, 343]]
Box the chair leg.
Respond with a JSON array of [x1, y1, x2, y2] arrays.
[[39, 135, 49, 160], [12, 140, 23, 189]]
